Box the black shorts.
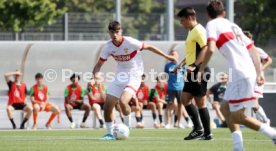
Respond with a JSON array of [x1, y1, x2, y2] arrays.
[[166, 90, 182, 104], [91, 102, 104, 110], [12, 103, 26, 110], [183, 66, 211, 97], [73, 103, 83, 110]]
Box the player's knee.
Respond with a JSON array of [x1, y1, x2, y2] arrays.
[[65, 104, 72, 110], [33, 105, 40, 112], [53, 106, 60, 114], [7, 106, 13, 112], [26, 105, 33, 112]]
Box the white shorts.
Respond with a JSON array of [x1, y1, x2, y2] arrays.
[[224, 77, 257, 112], [254, 84, 264, 98], [107, 76, 141, 99]]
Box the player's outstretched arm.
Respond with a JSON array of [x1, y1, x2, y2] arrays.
[[248, 46, 265, 85], [263, 56, 273, 70], [143, 44, 177, 62], [92, 60, 104, 78]]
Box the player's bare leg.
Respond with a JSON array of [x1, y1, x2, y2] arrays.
[[119, 91, 133, 128], [165, 102, 174, 128], [148, 102, 159, 128], [92, 104, 105, 128], [19, 105, 32, 129], [7, 105, 16, 129], [157, 102, 164, 128], [80, 104, 91, 128], [32, 104, 40, 130], [65, 104, 75, 128], [252, 99, 270, 125], [46, 105, 60, 130], [104, 94, 119, 134]]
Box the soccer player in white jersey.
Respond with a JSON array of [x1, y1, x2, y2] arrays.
[[244, 31, 273, 125], [92, 21, 176, 140], [198, 1, 276, 150]]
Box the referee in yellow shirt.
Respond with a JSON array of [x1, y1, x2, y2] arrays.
[[175, 7, 212, 140]]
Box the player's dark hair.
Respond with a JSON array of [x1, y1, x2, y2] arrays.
[[243, 31, 253, 39], [142, 74, 146, 78], [70, 73, 80, 81], [206, 0, 225, 19], [108, 21, 121, 31], [177, 7, 196, 18], [35, 73, 43, 79]]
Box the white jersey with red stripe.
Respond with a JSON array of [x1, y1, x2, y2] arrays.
[[100, 36, 144, 78], [206, 18, 256, 82]]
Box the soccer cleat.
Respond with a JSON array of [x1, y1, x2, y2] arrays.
[[221, 121, 228, 128], [160, 123, 165, 128], [153, 122, 160, 129], [32, 124, 37, 130], [165, 124, 171, 129], [20, 125, 25, 129], [184, 129, 204, 140], [70, 122, 76, 129], [185, 122, 193, 129], [272, 138, 276, 145], [45, 124, 52, 130], [199, 134, 214, 141], [100, 134, 116, 141], [178, 123, 185, 129], [80, 122, 88, 128], [136, 122, 144, 129]]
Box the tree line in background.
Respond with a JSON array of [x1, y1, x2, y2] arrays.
[[0, 0, 275, 46]]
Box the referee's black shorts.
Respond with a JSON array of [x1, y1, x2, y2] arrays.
[[183, 66, 211, 97]]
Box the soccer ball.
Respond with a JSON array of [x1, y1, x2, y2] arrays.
[[113, 123, 130, 140]]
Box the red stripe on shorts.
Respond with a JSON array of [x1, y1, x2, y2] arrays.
[[229, 97, 256, 104], [125, 85, 137, 93]]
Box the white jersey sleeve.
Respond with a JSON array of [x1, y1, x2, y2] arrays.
[[127, 37, 144, 51], [257, 47, 269, 60], [99, 44, 111, 61], [206, 21, 218, 42]]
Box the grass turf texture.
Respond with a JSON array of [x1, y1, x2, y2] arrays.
[[0, 128, 274, 151]]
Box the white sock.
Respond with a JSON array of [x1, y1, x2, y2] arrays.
[[106, 122, 114, 135], [231, 131, 244, 151], [256, 106, 268, 122], [123, 115, 131, 127], [259, 123, 276, 139]]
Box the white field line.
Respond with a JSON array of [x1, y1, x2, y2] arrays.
[[0, 135, 272, 143]]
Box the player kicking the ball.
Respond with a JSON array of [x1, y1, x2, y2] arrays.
[[198, 1, 276, 150], [92, 21, 176, 140]]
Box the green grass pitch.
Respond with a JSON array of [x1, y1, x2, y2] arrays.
[[0, 128, 274, 151]]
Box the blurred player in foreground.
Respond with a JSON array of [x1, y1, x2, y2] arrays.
[[5, 70, 33, 129], [199, 1, 276, 150], [244, 31, 273, 125], [30, 73, 60, 130], [92, 21, 176, 140]]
